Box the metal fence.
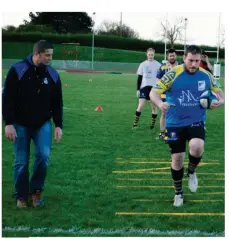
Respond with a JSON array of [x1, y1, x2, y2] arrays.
[[2, 59, 139, 73]]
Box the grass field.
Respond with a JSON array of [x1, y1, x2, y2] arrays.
[[1, 70, 225, 237]]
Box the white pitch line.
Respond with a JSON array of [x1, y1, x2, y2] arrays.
[[116, 212, 224, 216], [112, 170, 224, 176], [113, 171, 224, 175], [116, 162, 220, 165], [116, 158, 220, 162], [117, 185, 224, 189], [116, 178, 224, 181], [2, 226, 224, 237], [129, 192, 225, 197], [133, 199, 224, 203]]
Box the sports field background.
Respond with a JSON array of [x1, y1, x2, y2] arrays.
[[1, 70, 225, 237]]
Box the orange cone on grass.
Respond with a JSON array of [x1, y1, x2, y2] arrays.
[[95, 106, 103, 111]]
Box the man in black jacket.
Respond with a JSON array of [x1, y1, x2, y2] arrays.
[[2, 40, 63, 208]]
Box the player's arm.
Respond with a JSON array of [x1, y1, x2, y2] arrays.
[[150, 70, 175, 111], [205, 55, 213, 73], [2, 67, 18, 142], [156, 66, 167, 100], [156, 65, 164, 80], [209, 74, 224, 109], [136, 63, 143, 97], [51, 76, 63, 129], [2, 67, 18, 125], [137, 75, 143, 90]]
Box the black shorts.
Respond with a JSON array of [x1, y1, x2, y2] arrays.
[[139, 86, 152, 100], [165, 121, 205, 154]]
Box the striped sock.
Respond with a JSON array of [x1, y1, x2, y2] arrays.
[[187, 153, 202, 175], [133, 111, 141, 127], [171, 167, 184, 195], [150, 114, 158, 129]]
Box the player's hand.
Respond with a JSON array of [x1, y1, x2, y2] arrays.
[[5, 125, 17, 142], [159, 102, 175, 112], [54, 127, 62, 143], [210, 99, 224, 110], [136, 90, 140, 98]]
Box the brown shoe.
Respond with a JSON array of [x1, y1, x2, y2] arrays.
[[17, 199, 28, 208], [32, 190, 45, 207]]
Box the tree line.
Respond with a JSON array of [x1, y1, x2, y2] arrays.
[[2, 12, 225, 49]]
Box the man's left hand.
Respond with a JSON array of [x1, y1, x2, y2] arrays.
[[54, 127, 62, 143]]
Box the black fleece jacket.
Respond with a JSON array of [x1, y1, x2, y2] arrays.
[[2, 54, 63, 129]]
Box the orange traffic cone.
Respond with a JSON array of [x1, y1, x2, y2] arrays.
[[95, 106, 103, 111]]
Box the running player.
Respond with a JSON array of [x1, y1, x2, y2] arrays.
[[133, 48, 161, 129], [150, 45, 224, 207]]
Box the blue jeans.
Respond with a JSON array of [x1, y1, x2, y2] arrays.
[[14, 121, 52, 200]]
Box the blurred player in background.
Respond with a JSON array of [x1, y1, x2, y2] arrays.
[[200, 50, 213, 73], [156, 48, 179, 139], [133, 48, 161, 129]]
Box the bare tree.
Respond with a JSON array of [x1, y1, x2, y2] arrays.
[[96, 20, 139, 38], [160, 17, 186, 48]]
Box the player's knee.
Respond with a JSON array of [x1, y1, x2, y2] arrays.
[[171, 153, 184, 169], [172, 153, 184, 163], [137, 101, 145, 111], [189, 139, 204, 157], [152, 107, 158, 114], [137, 105, 143, 111], [36, 146, 50, 160]]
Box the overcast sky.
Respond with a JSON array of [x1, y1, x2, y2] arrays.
[[2, 12, 224, 47]]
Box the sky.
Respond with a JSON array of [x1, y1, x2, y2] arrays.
[[1, 12, 224, 48]]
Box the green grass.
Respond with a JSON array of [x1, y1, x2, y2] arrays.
[[2, 70, 225, 237]]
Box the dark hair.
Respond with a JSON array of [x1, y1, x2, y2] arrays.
[[33, 40, 53, 54], [184, 45, 201, 56], [167, 48, 176, 54], [201, 50, 206, 55]]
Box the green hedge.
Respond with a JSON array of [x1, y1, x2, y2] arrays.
[[2, 32, 225, 58], [1, 41, 157, 62], [2, 42, 225, 66]]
